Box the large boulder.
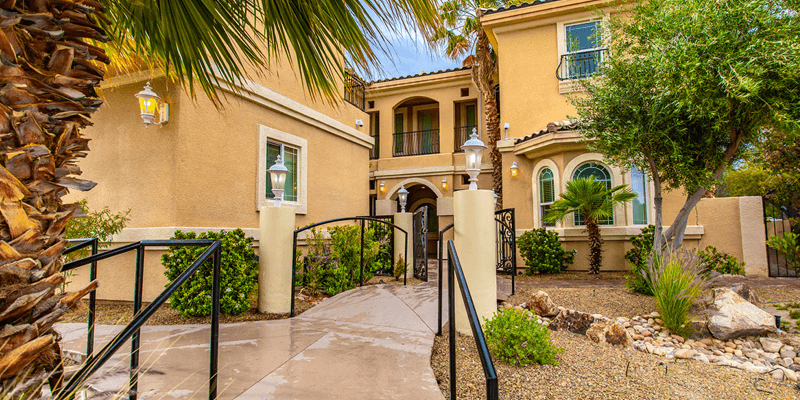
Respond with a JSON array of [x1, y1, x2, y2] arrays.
[[549, 309, 595, 335], [585, 320, 633, 347], [527, 291, 559, 317], [707, 288, 776, 340]]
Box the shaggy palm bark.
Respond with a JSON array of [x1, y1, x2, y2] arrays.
[[0, 0, 107, 387], [585, 217, 603, 274], [470, 30, 502, 209]]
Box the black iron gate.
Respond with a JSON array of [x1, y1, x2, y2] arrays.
[[361, 215, 395, 276], [413, 206, 428, 281], [495, 208, 517, 294], [764, 196, 799, 277]]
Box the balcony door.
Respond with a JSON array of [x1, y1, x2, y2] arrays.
[[416, 108, 438, 154]]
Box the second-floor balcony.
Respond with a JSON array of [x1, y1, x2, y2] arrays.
[[556, 48, 607, 81], [344, 71, 366, 111], [454, 125, 477, 153], [392, 129, 440, 157]]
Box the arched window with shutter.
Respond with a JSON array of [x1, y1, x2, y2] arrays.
[[539, 168, 555, 227]]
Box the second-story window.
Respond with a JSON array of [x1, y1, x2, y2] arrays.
[[559, 20, 605, 80]]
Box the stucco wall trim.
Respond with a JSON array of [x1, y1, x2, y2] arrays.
[[514, 225, 705, 241], [373, 163, 493, 179]]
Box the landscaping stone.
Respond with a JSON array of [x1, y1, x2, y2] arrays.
[[549, 309, 595, 335], [527, 291, 559, 317], [707, 288, 776, 340], [585, 320, 633, 347], [674, 349, 695, 359], [760, 337, 783, 353]]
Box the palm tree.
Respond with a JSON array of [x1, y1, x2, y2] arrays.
[[543, 177, 636, 274], [0, 0, 438, 387], [431, 0, 525, 210]]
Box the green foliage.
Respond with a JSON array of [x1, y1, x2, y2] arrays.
[[790, 310, 800, 320], [517, 228, 575, 275], [394, 255, 407, 281], [483, 308, 563, 366], [643, 251, 708, 337], [760, 130, 800, 224], [624, 225, 655, 295], [296, 224, 392, 296], [697, 246, 746, 275], [766, 232, 800, 273], [162, 229, 257, 317], [64, 199, 131, 260], [718, 166, 773, 198]]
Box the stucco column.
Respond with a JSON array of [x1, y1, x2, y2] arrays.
[[258, 206, 296, 314], [453, 189, 496, 335], [739, 196, 768, 276], [394, 212, 413, 279]]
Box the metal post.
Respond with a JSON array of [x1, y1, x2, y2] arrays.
[[290, 232, 298, 317], [511, 209, 516, 296], [130, 243, 145, 400], [360, 219, 365, 286], [448, 249, 456, 400], [404, 233, 408, 286], [437, 236, 443, 336], [87, 238, 98, 357], [209, 246, 221, 400]]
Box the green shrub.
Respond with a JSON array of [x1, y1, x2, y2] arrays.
[[624, 225, 654, 295], [517, 228, 576, 275], [643, 250, 708, 337], [393, 255, 406, 281], [790, 310, 800, 320], [698, 246, 746, 275], [162, 229, 257, 317], [65, 199, 131, 260], [296, 224, 392, 296], [483, 308, 563, 366], [766, 232, 800, 273]]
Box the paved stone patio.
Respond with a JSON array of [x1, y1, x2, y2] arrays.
[[56, 264, 446, 400]]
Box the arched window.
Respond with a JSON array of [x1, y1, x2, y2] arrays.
[[573, 162, 613, 225], [539, 168, 555, 227], [631, 166, 649, 225]]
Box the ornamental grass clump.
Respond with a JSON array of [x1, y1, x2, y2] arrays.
[[483, 308, 563, 366], [642, 249, 709, 337]]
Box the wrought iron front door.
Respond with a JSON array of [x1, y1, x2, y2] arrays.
[[413, 207, 428, 281]]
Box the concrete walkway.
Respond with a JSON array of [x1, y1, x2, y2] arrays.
[[56, 266, 446, 400]]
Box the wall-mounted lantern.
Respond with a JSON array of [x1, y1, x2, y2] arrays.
[[504, 122, 510, 139], [442, 178, 448, 190], [267, 155, 289, 207], [398, 185, 409, 213], [461, 128, 487, 190], [134, 82, 169, 127], [379, 181, 386, 193], [510, 161, 519, 177]]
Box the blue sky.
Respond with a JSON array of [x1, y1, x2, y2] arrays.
[[368, 26, 463, 81]]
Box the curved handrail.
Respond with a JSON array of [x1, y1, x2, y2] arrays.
[[437, 223, 454, 336], [63, 238, 100, 355], [291, 217, 409, 316], [446, 240, 498, 400]]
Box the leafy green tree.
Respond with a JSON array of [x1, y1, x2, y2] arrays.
[[718, 166, 774, 198], [760, 129, 800, 228], [543, 177, 636, 274], [573, 0, 800, 252], [431, 0, 526, 209]]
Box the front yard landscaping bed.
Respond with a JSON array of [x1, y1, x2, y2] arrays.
[[506, 286, 655, 319]]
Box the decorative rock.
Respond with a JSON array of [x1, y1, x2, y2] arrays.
[[586, 321, 633, 347], [734, 349, 743, 357], [655, 318, 663, 325], [724, 347, 735, 354], [675, 349, 695, 359], [513, 306, 524, 311], [785, 368, 798, 382], [782, 358, 794, 368], [645, 342, 656, 354], [502, 303, 513, 309], [725, 342, 737, 349], [527, 291, 559, 317], [671, 334, 685, 343], [780, 348, 796, 359], [650, 311, 661, 318], [653, 347, 669, 356], [693, 353, 710, 363], [548, 309, 595, 335], [647, 318, 655, 325], [707, 289, 776, 340], [760, 337, 783, 353], [771, 369, 784, 381]]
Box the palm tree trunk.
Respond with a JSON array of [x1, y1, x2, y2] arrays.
[[0, 0, 108, 387], [472, 30, 502, 209], [585, 218, 603, 274]]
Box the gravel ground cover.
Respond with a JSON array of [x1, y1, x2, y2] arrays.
[[513, 271, 627, 283], [506, 287, 656, 319], [431, 330, 800, 400]]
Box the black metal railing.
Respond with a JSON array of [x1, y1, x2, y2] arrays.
[[764, 196, 799, 277], [437, 223, 454, 337], [291, 217, 408, 316], [344, 71, 366, 111], [413, 207, 428, 281], [454, 126, 477, 153], [446, 240, 498, 400], [57, 240, 222, 400], [392, 129, 440, 157], [63, 238, 99, 356], [359, 215, 395, 276], [370, 134, 379, 159], [495, 208, 517, 295], [556, 49, 607, 81]]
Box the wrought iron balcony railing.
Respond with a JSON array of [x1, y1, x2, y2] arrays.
[[454, 125, 477, 153], [556, 48, 607, 81], [344, 71, 366, 111], [392, 129, 440, 157]]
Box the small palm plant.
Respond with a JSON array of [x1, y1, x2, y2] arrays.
[[543, 177, 636, 274]]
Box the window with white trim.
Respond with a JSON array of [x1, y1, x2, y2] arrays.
[[265, 141, 299, 202], [631, 165, 649, 225], [564, 20, 603, 79], [539, 168, 555, 227]]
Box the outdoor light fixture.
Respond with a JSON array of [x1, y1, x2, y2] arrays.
[[442, 178, 448, 190], [398, 185, 409, 213], [379, 181, 386, 193], [267, 154, 290, 207], [504, 122, 510, 139], [461, 127, 487, 190], [510, 161, 519, 177], [134, 82, 169, 127]]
